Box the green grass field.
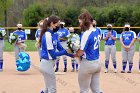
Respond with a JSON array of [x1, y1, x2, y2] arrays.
[[4, 40, 140, 52]]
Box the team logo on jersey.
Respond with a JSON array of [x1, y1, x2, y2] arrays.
[[125, 36, 129, 40], [53, 40, 57, 46]]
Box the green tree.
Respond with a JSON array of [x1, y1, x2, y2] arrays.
[[0, 0, 12, 26], [22, 3, 45, 26]]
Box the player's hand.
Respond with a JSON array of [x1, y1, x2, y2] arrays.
[[126, 46, 130, 51], [124, 46, 130, 51], [66, 49, 73, 53], [74, 53, 79, 57], [107, 32, 111, 36], [76, 50, 84, 57]]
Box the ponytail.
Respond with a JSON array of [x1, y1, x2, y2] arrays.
[[39, 18, 48, 47]]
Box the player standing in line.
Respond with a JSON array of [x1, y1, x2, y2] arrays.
[[55, 22, 70, 72], [0, 27, 6, 72], [39, 16, 74, 93], [69, 27, 79, 72], [93, 20, 102, 41], [35, 20, 44, 60], [13, 24, 27, 60], [120, 24, 136, 73], [76, 11, 102, 93], [103, 24, 117, 73], [137, 32, 140, 73]]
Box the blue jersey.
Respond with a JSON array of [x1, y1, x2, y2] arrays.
[[35, 29, 41, 39], [80, 28, 100, 60], [41, 29, 71, 60], [96, 27, 102, 41], [13, 30, 27, 42], [103, 30, 117, 45], [137, 32, 140, 38], [57, 28, 70, 42], [120, 31, 136, 46]]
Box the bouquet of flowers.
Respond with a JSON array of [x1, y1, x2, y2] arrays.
[[0, 29, 6, 38], [67, 33, 80, 53], [8, 33, 18, 44]]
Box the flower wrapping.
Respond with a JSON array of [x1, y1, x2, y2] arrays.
[[67, 33, 80, 53], [8, 33, 18, 44], [0, 29, 6, 37]]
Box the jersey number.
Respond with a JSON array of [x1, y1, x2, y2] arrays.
[[94, 35, 100, 50]]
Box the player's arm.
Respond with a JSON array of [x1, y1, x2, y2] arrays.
[[110, 35, 117, 40], [128, 32, 136, 47], [137, 32, 140, 42], [137, 38, 140, 42], [120, 33, 126, 48], [129, 38, 136, 47], [103, 32, 110, 41], [57, 41, 74, 57], [110, 31, 117, 40]]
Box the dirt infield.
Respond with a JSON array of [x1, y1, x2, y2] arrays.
[[0, 52, 140, 93]]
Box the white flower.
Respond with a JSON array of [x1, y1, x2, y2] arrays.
[[11, 36, 16, 40], [67, 33, 80, 53], [0, 29, 6, 37]]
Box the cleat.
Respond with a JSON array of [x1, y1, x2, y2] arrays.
[[127, 71, 131, 73], [121, 70, 125, 73], [55, 68, 59, 72], [104, 69, 108, 73], [114, 69, 117, 73], [71, 69, 75, 72]]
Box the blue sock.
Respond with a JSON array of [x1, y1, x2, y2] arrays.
[[139, 62, 140, 70], [0, 59, 3, 69], [122, 61, 127, 71], [129, 63, 133, 71], [64, 59, 67, 69], [56, 59, 60, 69], [113, 61, 117, 69], [72, 63, 75, 69], [76, 63, 78, 70], [105, 60, 109, 69]]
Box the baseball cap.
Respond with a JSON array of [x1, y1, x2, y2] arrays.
[[124, 24, 130, 27], [60, 22, 65, 25], [107, 24, 112, 27], [17, 24, 22, 28]]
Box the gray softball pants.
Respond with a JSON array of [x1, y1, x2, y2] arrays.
[[14, 44, 24, 60], [78, 59, 101, 93], [40, 59, 56, 93], [122, 45, 135, 63], [0, 40, 4, 60]]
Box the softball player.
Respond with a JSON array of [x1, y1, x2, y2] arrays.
[[93, 20, 102, 40], [137, 32, 140, 73], [35, 20, 44, 59], [69, 27, 79, 72], [120, 24, 136, 73], [77, 12, 101, 93], [103, 24, 117, 73], [13, 24, 27, 60], [39, 16, 74, 93], [55, 22, 70, 72], [0, 27, 6, 72]]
